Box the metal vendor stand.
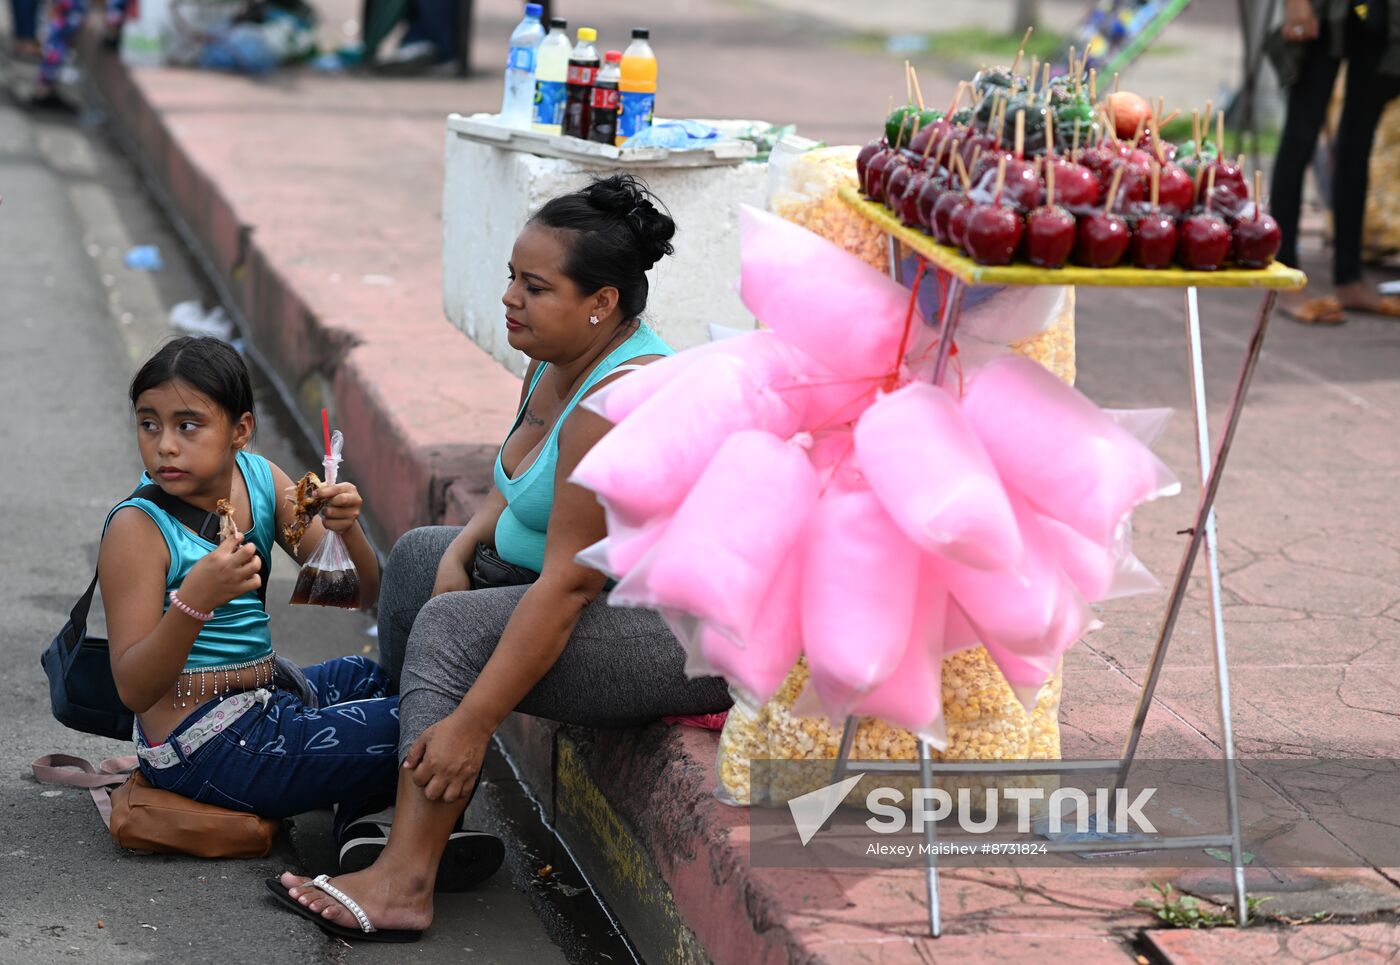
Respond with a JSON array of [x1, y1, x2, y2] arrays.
[[829, 184, 1307, 938]]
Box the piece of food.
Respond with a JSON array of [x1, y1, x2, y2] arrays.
[[1104, 90, 1151, 140], [283, 471, 328, 550], [1178, 211, 1230, 270], [215, 498, 240, 542], [963, 202, 1023, 266], [1025, 202, 1076, 268]]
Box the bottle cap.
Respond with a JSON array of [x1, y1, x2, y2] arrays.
[[549, 17, 566, 28], [605, 50, 622, 62], [524, 3, 542, 17], [631, 27, 650, 39], [578, 27, 597, 42]]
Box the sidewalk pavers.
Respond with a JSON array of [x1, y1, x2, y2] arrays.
[[82, 0, 1400, 960]]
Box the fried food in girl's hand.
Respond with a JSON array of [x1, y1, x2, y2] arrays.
[[283, 472, 328, 550], [215, 498, 241, 542]]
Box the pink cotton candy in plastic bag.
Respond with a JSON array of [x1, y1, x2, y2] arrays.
[[939, 493, 1093, 694], [698, 560, 804, 707], [847, 559, 950, 745], [855, 382, 1022, 571], [961, 356, 1179, 547], [738, 205, 918, 380], [632, 431, 819, 639], [571, 352, 803, 527], [802, 486, 921, 715], [1038, 514, 1161, 603]]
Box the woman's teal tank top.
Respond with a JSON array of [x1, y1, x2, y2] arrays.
[[106, 450, 276, 671], [494, 323, 672, 573]]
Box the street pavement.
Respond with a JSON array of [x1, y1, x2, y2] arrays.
[[0, 98, 571, 963]]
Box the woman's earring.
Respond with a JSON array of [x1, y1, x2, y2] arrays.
[[589, 315, 600, 326]]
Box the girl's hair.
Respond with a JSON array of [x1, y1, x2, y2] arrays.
[[129, 337, 255, 426], [530, 173, 677, 321]]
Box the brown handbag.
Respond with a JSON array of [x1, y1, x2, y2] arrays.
[[32, 754, 280, 858]]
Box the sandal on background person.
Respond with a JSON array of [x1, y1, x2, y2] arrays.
[[1282, 295, 1347, 325]]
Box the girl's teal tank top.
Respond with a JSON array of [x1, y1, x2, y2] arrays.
[[493, 322, 673, 573], [105, 450, 276, 671]]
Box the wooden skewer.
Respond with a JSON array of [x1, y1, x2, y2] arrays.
[[1015, 109, 1025, 158], [1217, 110, 1226, 158], [968, 145, 984, 183], [1046, 158, 1057, 207], [1129, 115, 1147, 151], [1042, 64, 1052, 103], [905, 61, 913, 106], [994, 156, 1008, 200], [1203, 99, 1214, 144], [1028, 56, 1040, 95], [1112, 71, 1121, 95], [894, 114, 911, 150], [1089, 67, 1097, 102], [911, 65, 926, 111], [954, 151, 973, 190], [1010, 27, 1034, 78], [1045, 108, 1056, 157], [1072, 118, 1081, 157], [1205, 166, 1217, 212], [930, 133, 952, 170], [1104, 167, 1125, 214], [1151, 160, 1161, 210], [945, 81, 966, 119], [1192, 110, 1201, 156], [1254, 168, 1264, 219], [1193, 161, 1205, 198], [922, 123, 942, 160], [1159, 109, 1180, 129]]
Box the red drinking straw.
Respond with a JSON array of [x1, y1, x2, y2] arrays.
[[321, 407, 332, 460]]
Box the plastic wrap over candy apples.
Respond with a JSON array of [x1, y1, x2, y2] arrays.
[[571, 205, 1179, 746]]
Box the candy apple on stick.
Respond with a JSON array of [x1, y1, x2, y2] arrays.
[[1025, 157, 1076, 268], [1178, 167, 1232, 270], [945, 150, 982, 248], [1132, 161, 1178, 269], [964, 158, 1024, 265], [1075, 167, 1131, 268], [1232, 170, 1282, 269]]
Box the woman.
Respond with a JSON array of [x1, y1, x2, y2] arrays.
[[268, 174, 731, 942], [1272, 0, 1400, 323]]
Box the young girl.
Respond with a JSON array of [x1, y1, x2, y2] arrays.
[[99, 336, 398, 844]]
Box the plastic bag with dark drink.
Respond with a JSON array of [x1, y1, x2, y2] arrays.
[[288, 425, 362, 609]]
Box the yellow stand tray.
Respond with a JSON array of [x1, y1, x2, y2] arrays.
[[839, 185, 1307, 290]]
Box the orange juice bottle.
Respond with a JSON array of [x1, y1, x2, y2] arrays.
[[615, 28, 657, 146]]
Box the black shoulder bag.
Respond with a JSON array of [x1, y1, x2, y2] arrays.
[[41, 485, 273, 740]]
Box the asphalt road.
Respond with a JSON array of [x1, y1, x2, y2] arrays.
[[0, 97, 575, 963]]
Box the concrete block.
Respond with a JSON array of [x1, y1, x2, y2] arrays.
[[442, 131, 769, 375]]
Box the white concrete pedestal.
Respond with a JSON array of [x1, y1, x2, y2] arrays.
[[442, 115, 770, 375]]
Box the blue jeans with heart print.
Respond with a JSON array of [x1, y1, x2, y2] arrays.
[[135, 656, 400, 843]]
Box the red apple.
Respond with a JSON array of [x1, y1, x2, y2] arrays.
[[885, 162, 916, 213], [963, 202, 1024, 265], [856, 139, 884, 192], [948, 196, 977, 249], [1157, 163, 1195, 214], [1178, 212, 1231, 270], [916, 173, 950, 232], [863, 148, 895, 200], [1050, 159, 1101, 208], [896, 170, 929, 227], [932, 190, 966, 244], [1132, 212, 1178, 269], [1075, 211, 1131, 268], [1025, 203, 1077, 268], [1232, 213, 1281, 268]]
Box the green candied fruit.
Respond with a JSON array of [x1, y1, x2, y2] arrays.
[[886, 105, 918, 145]]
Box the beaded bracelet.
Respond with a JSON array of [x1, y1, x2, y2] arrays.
[[169, 590, 214, 622]]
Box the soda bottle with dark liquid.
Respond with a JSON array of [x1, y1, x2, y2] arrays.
[[587, 50, 622, 144], [562, 27, 599, 140]]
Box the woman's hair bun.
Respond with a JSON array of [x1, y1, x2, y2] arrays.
[[583, 174, 676, 270]]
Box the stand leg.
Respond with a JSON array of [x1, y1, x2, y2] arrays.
[[931, 276, 966, 387], [918, 737, 942, 937], [831, 716, 858, 784], [888, 235, 905, 285], [1116, 289, 1276, 822], [1182, 287, 1250, 925]]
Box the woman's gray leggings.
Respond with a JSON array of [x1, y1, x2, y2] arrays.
[[377, 527, 731, 762]]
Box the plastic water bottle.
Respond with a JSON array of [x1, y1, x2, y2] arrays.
[[500, 3, 545, 129], [120, 0, 173, 67], [616, 28, 658, 146], [562, 27, 599, 140], [587, 51, 622, 144], [531, 17, 570, 135]]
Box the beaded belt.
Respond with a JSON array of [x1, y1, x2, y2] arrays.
[[135, 688, 270, 770]]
